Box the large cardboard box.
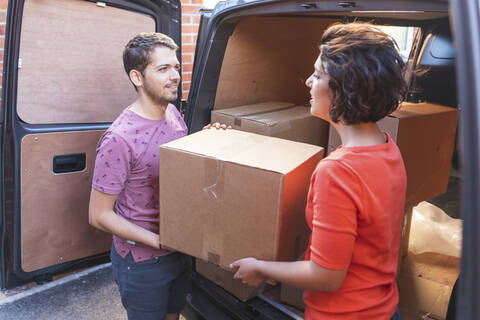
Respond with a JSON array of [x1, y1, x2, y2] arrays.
[[327, 102, 458, 207], [196, 258, 267, 301], [159, 129, 323, 269], [280, 252, 306, 310], [280, 283, 305, 310], [211, 102, 329, 147], [397, 252, 459, 320]]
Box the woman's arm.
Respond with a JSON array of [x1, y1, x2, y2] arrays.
[[230, 258, 347, 292]]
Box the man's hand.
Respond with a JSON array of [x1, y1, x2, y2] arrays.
[[203, 122, 232, 130], [230, 257, 266, 286]]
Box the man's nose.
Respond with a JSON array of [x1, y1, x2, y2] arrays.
[[171, 68, 181, 81]]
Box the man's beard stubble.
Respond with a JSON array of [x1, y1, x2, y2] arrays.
[[143, 78, 178, 106]]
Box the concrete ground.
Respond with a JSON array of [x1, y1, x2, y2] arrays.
[[0, 263, 127, 320]]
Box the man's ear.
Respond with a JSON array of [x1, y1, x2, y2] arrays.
[[129, 70, 143, 88]]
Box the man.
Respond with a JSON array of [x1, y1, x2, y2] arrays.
[[89, 32, 191, 320]]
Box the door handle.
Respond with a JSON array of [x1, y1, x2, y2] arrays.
[[53, 153, 86, 174]]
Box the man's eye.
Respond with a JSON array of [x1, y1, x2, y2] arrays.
[[159, 67, 167, 72], [175, 66, 181, 71]]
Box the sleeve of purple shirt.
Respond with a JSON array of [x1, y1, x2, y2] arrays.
[[92, 132, 132, 195]]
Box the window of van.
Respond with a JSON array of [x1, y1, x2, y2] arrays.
[[377, 26, 418, 61], [16, 0, 155, 124]]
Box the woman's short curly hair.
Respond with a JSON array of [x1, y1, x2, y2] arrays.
[[319, 23, 408, 124]]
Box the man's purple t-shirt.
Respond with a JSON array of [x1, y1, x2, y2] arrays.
[[92, 104, 187, 262]]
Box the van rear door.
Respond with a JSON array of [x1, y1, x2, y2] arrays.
[[451, 0, 480, 319], [0, 0, 181, 289]]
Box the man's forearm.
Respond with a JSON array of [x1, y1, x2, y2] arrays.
[[92, 209, 159, 249]]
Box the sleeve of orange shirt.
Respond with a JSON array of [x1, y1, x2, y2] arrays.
[[309, 159, 361, 271]]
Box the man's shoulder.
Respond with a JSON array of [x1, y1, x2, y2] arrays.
[[165, 104, 188, 135], [106, 108, 141, 137], [98, 109, 133, 147]]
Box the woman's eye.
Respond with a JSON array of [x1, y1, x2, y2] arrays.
[[313, 74, 321, 80]]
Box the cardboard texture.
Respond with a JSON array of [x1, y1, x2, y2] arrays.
[[211, 102, 329, 147], [327, 102, 458, 207], [280, 284, 305, 310], [159, 129, 323, 269], [397, 252, 459, 320], [196, 259, 265, 301]]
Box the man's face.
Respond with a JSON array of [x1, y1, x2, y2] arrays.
[[141, 46, 181, 105]]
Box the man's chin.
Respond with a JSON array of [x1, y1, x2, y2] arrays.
[[167, 94, 178, 102]]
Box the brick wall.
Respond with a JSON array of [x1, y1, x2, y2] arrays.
[[181, 0, 205, 100], [0, 0, 218, 103], [0, 0, 6, 97]]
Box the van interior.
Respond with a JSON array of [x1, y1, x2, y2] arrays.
[[204, 14, 459, 320]]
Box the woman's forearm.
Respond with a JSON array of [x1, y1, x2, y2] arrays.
[[256, 260, 346, 292]]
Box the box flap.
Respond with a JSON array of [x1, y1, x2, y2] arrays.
[[392, 102, 457, 119], [244, 105, 312, 126], [161, 129, 322, 174], [212, 101, 294, 117]]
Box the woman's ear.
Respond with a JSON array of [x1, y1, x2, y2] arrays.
[[129, 70, 143, 88]]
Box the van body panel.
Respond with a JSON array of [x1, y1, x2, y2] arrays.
[[451, 0, 480, 319]]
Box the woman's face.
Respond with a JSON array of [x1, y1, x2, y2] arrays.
[[305, 56, 332, 122]]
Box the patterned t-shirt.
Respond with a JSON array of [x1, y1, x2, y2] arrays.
[[92, 104, 188, 262]]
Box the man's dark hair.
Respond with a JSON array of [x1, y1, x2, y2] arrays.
[[319, 23, 408, 124], [123, 32, 178, 87]]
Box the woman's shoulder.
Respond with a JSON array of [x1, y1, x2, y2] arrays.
[[314, 157, 358, 182]]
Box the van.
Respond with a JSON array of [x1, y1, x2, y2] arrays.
[[1, 0, 478, 319]]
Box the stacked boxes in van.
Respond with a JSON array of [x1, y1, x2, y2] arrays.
[[211, 102, 329, 148], [190, 101, 327, 301]]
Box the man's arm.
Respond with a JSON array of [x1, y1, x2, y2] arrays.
[[88, 188, 160, 249]]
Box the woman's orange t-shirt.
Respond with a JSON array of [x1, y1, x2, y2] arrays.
[[304, 133, 407, 320]]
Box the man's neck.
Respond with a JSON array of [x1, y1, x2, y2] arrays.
[[129, 96, 168, 120]]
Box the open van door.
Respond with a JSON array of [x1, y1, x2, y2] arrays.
[[451, 0, 480, 319], [0, 0, 181, 289]]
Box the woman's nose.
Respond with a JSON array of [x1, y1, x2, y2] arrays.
[[305, 75, 313, 88]]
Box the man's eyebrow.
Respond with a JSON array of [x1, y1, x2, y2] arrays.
[[153, 63, 181, 68]]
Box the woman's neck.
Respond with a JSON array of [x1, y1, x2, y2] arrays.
[[333, 121, 386, 148]]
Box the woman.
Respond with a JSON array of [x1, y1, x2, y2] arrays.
[[230, 23, 408, 320]]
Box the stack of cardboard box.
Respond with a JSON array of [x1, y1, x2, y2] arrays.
[[158, 101, 459, 308], [159, 101, 329, 301], [211, 102, 329, 148]]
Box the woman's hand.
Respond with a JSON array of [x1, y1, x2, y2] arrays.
[[230, 257, 266, 286], [202, 122, 232, 130]]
